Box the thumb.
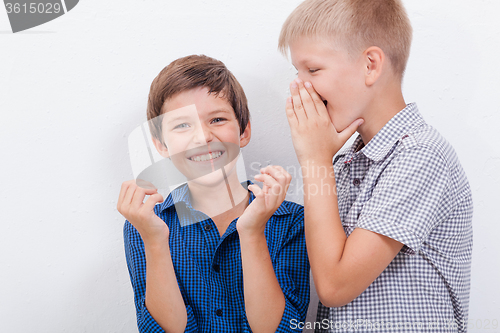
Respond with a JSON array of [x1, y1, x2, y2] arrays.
[[143, 193, 164, 212], [248, 184, 264, 199], [338, 118, 364, 143]]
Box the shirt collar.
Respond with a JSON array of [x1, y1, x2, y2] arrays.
[[341, 103, 425, 163], [157, 180, 291, 217]]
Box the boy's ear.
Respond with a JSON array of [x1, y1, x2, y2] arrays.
[[152, 137, 170, 158], [364, 46, 384, 86], [239, 121, 251, 148]]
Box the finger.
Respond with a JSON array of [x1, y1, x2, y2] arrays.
[[253, 174, 269, 197], [270, 165, 292, 190], [290, 79, 308, 123], [131, 186, 158, 210], [248, 183, 263, 199], [260, 166, 288, 187], [267, 166, 290, 199], [142, 193, 164, 213], [122, 182, 137, 210], [304, 81, 329, 118], [338, 118, 364, 143], [296, 79, 319, 118], [118, 180, 134, 209], [285, 97, 298, 127], [136, 178, 157, 190], [255, 173, 281, 195]]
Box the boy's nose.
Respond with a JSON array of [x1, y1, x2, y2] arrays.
[[193, 124, 213, 144]]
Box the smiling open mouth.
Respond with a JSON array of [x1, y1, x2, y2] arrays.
[[188, 151, 224, 162]]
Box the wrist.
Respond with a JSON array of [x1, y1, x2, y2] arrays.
[[142, 229, 170, 248], [299, 158, 334, 169], [300, 160, 335, 180], [237, 223, 266, 241]]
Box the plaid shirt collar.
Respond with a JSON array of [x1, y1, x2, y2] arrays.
[[157, 180, 291, 217], [341, 103, 425, 163]]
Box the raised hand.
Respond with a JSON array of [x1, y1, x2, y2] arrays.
[[237, 165, 291, 236], [117, 180, 168, 244], [286, 78, 363, 165]]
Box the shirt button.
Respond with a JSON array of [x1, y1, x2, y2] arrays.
[[213, 264, 220, 273], [204, 224, 212, 231], [353, 178, 361, 186], [216, 309, 223, 317]]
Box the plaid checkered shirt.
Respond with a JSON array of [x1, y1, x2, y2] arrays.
[[124, 182, 310, 332], [315, 103, 473, 333]]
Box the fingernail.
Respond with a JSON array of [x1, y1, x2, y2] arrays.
[[304, 81, 312, 88], [287, 97, 292, 103], [291, 82, 298, 89], [295, 78, 302, 84]]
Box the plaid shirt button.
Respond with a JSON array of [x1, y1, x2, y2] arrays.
[[213, 264, 220, 272], [353, 178, 361, 186], [216, 309, 223, 317], [204, 223, 212, 231]]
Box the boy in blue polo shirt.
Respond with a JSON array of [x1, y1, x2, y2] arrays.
[[118, 55, 309, 332], [279, 0, 473, 332]]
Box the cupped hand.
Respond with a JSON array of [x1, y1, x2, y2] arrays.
[[117, 180, 168, 244], [286, 78, 363, 165], [237, 166, 291, 236]]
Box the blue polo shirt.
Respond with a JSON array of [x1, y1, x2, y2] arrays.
[[124, 182, 310, 332]]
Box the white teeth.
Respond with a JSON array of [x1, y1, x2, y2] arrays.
[[190, 151, 222, 162]]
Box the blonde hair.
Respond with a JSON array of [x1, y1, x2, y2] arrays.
[[278, 0, 413, 79]]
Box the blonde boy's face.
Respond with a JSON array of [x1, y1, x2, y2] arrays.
[[154, 87, 250, 186], [290, 37, 368, 131]]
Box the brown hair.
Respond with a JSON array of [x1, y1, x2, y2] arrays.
[[147, 55, 250, 144], [278, 0, 413, 79]]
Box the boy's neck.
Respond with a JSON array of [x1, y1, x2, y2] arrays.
[[187, 171, 249, 235], [358, 84, 407, 145]]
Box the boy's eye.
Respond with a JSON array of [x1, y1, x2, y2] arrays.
[[309, 69, 319, 74], [173, 123, 190, 129], [211, 117, 227, 124]]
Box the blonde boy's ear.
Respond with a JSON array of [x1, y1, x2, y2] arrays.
[[364, 46, 384, 86], [152, 137, 170, 158], [239, 121, 251, 148]]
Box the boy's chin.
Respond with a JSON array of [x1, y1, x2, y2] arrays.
[[187, 174, 227, 191]]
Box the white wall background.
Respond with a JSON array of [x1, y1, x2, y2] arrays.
[[1, 0, 499, 332]]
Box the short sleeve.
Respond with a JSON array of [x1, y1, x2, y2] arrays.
[[357, 147, 451, 254], [272, 208, 311, 331]]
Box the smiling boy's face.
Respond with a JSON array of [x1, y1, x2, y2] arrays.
[[290, 37, 369, 131], [153, 87, 250, 186]]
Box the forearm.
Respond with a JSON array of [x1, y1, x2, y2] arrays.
[[144, 239, 187, 333], [302, 163, 349, 299], [302, 162, 403, 307], [240, 232, 285, 333]]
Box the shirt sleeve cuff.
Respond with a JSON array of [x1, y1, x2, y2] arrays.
[[137, 298, 198, 332], [137, 299, 165, 333], [357, 214, 422, 255], [275, 297, 306, 332]]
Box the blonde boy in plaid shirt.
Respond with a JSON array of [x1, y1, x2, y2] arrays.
[[279, 0, 473, 331]]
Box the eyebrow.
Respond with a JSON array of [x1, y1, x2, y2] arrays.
[[207, 109, 233, 116], [164, 114, 191, 122]]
